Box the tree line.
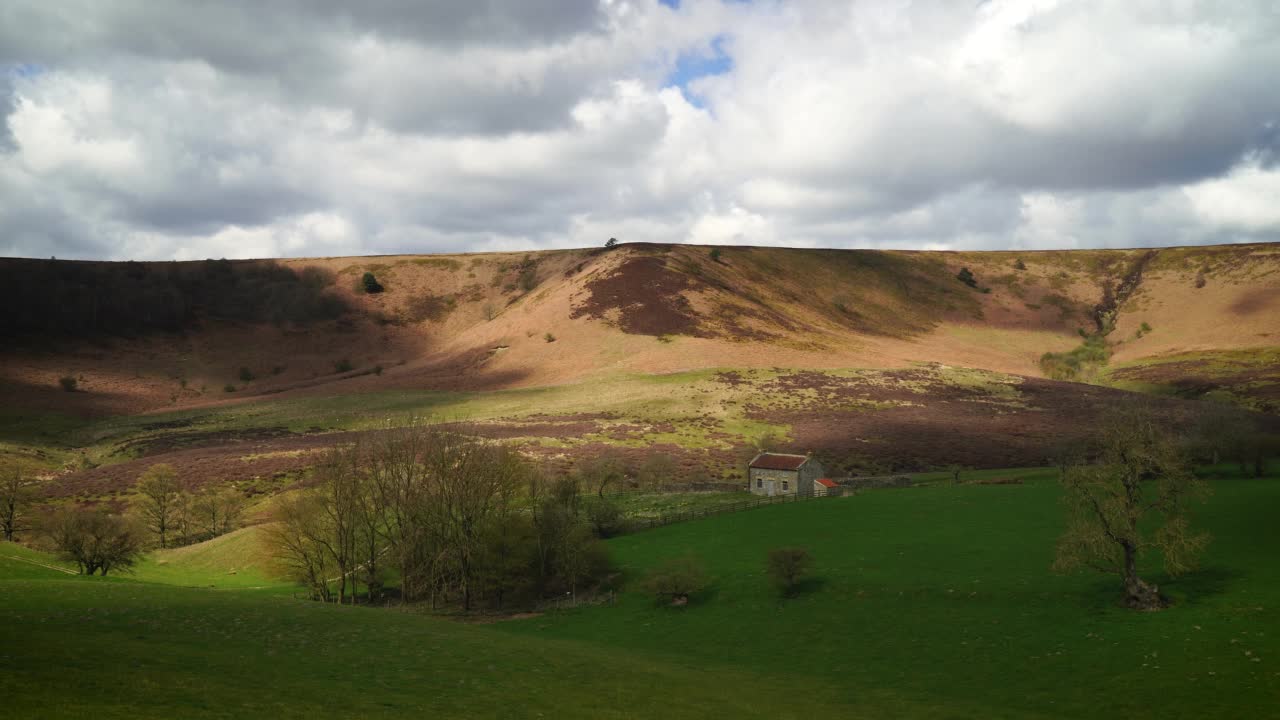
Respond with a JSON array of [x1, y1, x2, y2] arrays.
[[265, 424, 612, 610], [0, 460, 248, 576]]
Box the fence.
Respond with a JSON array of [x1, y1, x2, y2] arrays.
[[623, 489, 840, 533]]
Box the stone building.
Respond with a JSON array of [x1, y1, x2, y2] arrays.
[[747, 452, 824, 496]]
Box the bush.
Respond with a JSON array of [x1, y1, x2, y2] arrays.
[[1014, 258, 1027, 271], [710, 248, 722, 263], [585, 498, 627, 538], [640, 555, 709, 606], [373, 364, 383, 376], [518, 266, 538, 292], [333, 358, 353, 373], [956, 267, 978, 288], [544, 333, 556, 343], [1039, 334, 1111, 381], [58, 376, 77, 392], [238, 366, 254, 383], [605, 238, 618, 249], [361, 272, 384, 294], [767, 547, 813, 597], [223, 384, 237, 393]]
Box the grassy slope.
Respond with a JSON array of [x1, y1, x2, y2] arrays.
[[3, 468, 1277, 718], [498, 471, 1280, 719], [132, 525, 288, 591]]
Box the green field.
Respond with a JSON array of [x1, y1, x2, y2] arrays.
[[3, 469, 1278, 718]]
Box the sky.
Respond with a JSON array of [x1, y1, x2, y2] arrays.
[[1, 0, 1278, 261]]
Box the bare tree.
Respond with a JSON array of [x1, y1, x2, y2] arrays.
[[135, 464, 181, 548], [1, 462, 38, 542], [265, 421, 610, 611], [264, 493, 335, 601], [192, 487, 246, 538], [43, 506, 143, 576], [1053, 404, 1210, 610], [637, 454, 677, 489], [578, 453, 627, 498]]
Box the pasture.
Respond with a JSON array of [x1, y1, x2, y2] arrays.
[[2, 467, 1278, 718]]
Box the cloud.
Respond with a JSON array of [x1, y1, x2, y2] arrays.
[[0, 0, 1278, 260]]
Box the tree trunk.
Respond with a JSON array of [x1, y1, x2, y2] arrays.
[[1122, 544, 1166, 610]]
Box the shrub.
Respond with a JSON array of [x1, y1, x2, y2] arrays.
[[605, 237, 618, 249], [956, 268, 978, 288], [223, 384, 237, 393], [238, 366, 254, 382], [709, 248, 722, 263], [373, 364, 383, 376], [361, 272, 384, 294], [544, 332, 556, 343], [585, 498, 627, 538], [1038, 334, 1111, 380], [271, 365, 286, 375], [1014, 258, 1027, 271], [640, 555, 709, 606], [767, 547, 813, 597], [518, 266, 538, 292], [58, 376, 77, 392], [333, 358, 353, 373]]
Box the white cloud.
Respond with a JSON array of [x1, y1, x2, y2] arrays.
[[0, 0, 1278, 260], [1184, 161, 1280, 232]]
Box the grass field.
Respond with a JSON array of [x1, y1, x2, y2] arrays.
[[3, 466, 1278, 718]]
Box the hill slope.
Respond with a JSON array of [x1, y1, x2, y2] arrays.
[[3, 242, 1279, 417]]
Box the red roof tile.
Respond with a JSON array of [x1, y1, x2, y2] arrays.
[[749, 453, 810, 471], [816, 478, 839, 488]]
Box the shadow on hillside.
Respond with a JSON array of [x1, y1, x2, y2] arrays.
[[0, 257, 351, 341], [0, 376, 140, 421]]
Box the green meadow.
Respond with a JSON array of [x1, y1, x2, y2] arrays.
[[3, 467, 1278, 718]]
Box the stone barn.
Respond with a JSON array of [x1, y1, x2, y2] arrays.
[[748, 453, 824, 497]]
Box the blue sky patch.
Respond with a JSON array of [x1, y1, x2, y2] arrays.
[[666, 35, 732, 107]]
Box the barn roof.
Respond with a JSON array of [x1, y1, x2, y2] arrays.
[[749, 453, 811, 471], [816, 478, 839, 488]]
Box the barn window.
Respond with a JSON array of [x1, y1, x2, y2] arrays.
[[756, 478, 763, 488], [782, 480, 789, 491]]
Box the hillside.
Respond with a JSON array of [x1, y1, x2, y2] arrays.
[[3, 242, 1278, 418], [2, 242, 1278, 496]]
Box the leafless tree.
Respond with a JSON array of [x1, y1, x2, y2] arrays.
[[265, 493, 335, 601], [637, 454, 677, 489], [43, 506, 143, 576], [135, 464, 181, 548], [192, 487, 246, 538], [577, 452, 627, 498], [1, 462, 38, 542]]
